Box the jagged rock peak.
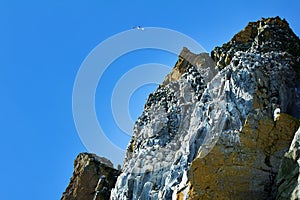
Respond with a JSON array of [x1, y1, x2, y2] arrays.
[[179, 47, 213, 67], [162, 47, 216, 86], [79, 152, 114, 168], [61, 153, 120, 200], [211, 16, 300, 69]]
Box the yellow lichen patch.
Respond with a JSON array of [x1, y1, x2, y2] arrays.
[[241, 113, 299, 156], [176, 192, 185, 200], [187, 144, 253, 199], [186, 113, 300, 200]]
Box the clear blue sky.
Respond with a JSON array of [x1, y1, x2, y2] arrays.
[[1, 1, 299, 199]]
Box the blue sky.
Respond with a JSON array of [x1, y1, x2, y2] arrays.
[[1, 1, 299, 199]]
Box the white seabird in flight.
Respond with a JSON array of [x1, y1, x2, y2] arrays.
[[133, 26, 144, 31]]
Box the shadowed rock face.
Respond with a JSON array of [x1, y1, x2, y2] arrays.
[[110, 17, 300, 200], [61, 153, 120, 200], [276, 127, 300, 199]]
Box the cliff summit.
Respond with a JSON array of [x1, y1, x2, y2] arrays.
[[63, 16, 300, 200]]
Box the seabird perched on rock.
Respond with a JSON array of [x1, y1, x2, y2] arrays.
[[224, 79, 230, 92], [274, 107, 281, 121]]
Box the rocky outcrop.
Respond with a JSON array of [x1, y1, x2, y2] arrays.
[[163, 47, 217, 86], [111, 16, 300, 199], [187, 114, 300, 199], [276, 127, 300, 199], [112, 51, 215, 199], [61, 153, 120, 200], [185, 16, 300, 199], [62, 17, 300, 199], [211, 16, 300, 73]]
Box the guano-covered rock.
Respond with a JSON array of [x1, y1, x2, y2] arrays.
[[111, 16, 300, 199], [62, 16, 300, 200]]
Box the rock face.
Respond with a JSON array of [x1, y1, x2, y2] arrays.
[[110, 16, 300, 199], [211, 17, 300, 72], [61, 153, 120, 200], [188, 114, 300, 199], [162, 47, 217, 86], [111, 47, 218, 200], [276, 127, 300, 199]]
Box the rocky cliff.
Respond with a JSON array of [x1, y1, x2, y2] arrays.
[[61, 153, 120, 200], [63, 17, 300, 200], [276, 126, 300, 199], [111, 17, 300, 199]]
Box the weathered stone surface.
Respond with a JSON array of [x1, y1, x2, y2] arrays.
[[61, 153, 120, 200], [211, 16, 300, 71], [187, 114, 300, 199], [185, 16, 300, 200], [111, 55, 213, 199], [61, 16, 300, 200], [163, 47, 217, 86], [110, 17, 300, 200], [276, 127, 300, 199]]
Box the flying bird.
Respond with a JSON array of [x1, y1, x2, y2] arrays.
[[133, 26, 144, 31]]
